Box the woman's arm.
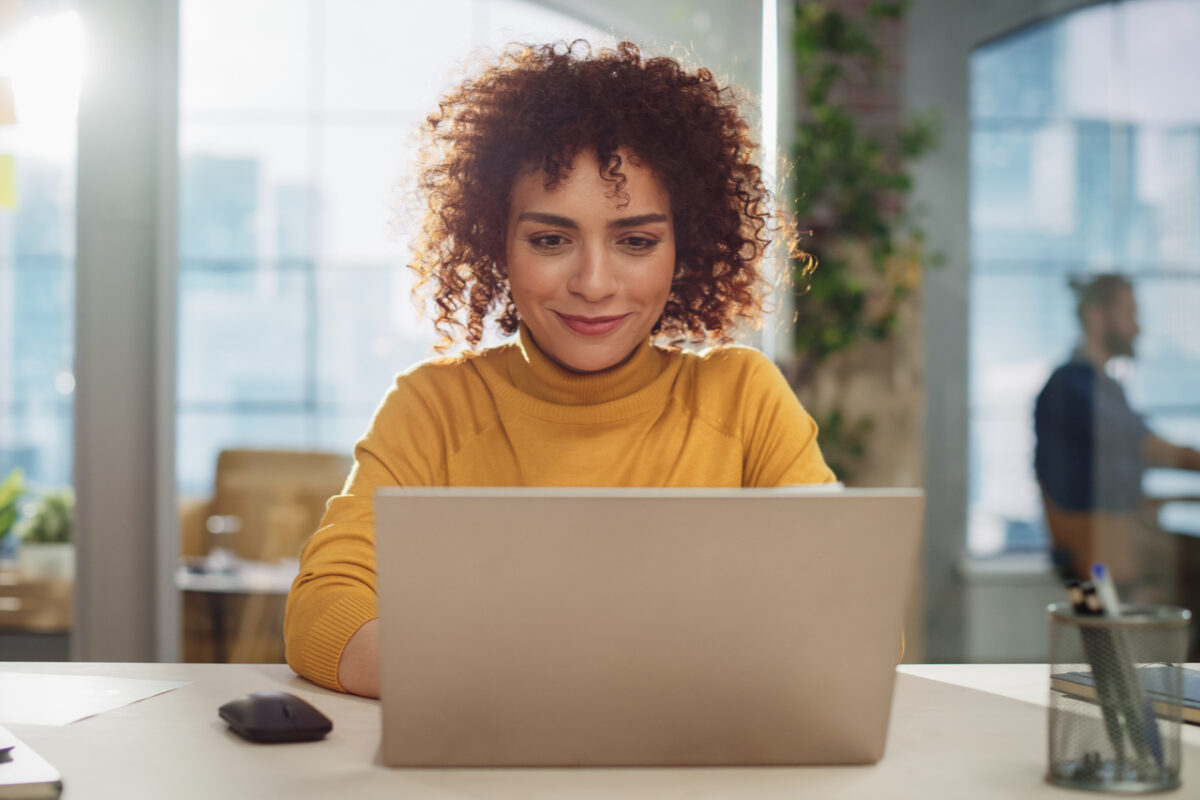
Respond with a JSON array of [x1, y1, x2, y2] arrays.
[[285, 372, 449, 693], [735, 350, 837, 487], [283, 503, 379, 693], [337, 618, 380, 698]]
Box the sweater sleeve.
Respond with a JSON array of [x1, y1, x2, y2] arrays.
[[737, 351, 838, 488], [283, 371, 448, 691]]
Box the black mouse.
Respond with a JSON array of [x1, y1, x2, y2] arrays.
[[219, 691, 333, 743]]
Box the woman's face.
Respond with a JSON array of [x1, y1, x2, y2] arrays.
[[504, 150, 675, 373]]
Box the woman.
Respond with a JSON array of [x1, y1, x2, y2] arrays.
[[284, 41, 836, 697]]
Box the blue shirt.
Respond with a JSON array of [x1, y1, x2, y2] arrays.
[[1034, 352, 1149, 512]]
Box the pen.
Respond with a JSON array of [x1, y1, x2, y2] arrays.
[[1089, 563, 1164, 768], [1068, 579, 1126, 765]]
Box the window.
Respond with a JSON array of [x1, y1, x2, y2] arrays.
[[968, 0, 1200, 556], [177, 0, 607, 496], [0, 2, 82, 503]]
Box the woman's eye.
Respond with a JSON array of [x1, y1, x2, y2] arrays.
[[621, 236, 658, 252], [529, 234, 568, 250]]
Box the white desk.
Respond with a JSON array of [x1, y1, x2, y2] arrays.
[[174, 558, 298, 595], [4, 662, 1198, 798]]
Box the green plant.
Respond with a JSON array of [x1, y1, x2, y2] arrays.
[[0, 468, 25, 543], [787, 0, 939, 479], [21, 489, 74, 545], [809, 408, 875, 483]]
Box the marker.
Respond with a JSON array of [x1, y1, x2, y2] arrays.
[[1067, 579, 1125, 765], [1081, 583, 1105, 616], [1066, 579, 1085, 613], [1089, 563, 1164, 768]]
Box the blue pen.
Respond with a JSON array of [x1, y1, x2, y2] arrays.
[[1090, 563, 1164, 768]]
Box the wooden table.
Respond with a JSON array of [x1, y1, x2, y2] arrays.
[[0, 570, 71, 661], [176, 559, 297, 663], [0, 570, 72, 632]]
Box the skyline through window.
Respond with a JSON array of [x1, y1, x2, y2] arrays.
[[177, 0, 608, 496]]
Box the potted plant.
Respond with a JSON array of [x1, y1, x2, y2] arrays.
[[18, 488, 75, 580], [0, 467, 25, 562]]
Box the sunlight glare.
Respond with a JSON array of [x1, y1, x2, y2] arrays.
[[0, 11, 85, 158]]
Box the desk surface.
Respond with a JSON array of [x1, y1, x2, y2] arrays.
[[4, 662, 1198, 798], [174, 558, 298, 595]]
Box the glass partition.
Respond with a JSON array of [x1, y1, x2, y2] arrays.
[[969, 0, 1200, 558]]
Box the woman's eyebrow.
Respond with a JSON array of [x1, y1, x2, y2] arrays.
[[515, 211, 670, 229], [607, 213, 669, 229], [517, 212, 577, 228]]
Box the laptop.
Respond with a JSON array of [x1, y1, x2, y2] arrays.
[[374, 487, 924, 767]]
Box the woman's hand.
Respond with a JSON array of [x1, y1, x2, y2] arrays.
[[338, 618, 380, 698]]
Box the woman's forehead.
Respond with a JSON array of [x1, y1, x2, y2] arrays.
[[513, 146, 659, 183], [509, 149, 670, 213]]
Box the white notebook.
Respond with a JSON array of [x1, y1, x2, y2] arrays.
[[0, 725, 61, 800]]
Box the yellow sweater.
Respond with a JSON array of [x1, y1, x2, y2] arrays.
[[284, 327, 836, 691]]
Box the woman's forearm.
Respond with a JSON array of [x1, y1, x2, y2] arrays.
[[338, 618, 380, 698]]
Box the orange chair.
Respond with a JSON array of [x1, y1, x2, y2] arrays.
[[201, 449, 351, 561], [180, 448, 351, 663]]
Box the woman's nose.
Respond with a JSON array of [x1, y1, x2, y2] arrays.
[[567, 245, 618, 302]]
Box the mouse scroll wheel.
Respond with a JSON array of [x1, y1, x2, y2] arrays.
[[281, 704, 293, 720]]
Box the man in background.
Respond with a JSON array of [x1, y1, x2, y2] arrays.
[[1034, 274, 1200, 652]]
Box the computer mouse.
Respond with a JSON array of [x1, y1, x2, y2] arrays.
[[218, 691, 333, 743]]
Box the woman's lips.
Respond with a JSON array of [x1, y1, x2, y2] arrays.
[[555, 312, 630, 336]]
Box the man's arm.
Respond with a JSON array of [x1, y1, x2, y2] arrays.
[[1142, 432, 1200, 471]]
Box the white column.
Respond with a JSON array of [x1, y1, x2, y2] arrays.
[[73, 0, 178, 662]]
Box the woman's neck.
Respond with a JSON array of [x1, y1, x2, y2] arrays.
[[506, 323, 666, 405]]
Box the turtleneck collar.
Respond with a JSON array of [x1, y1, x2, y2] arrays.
[[505, 322, 668, 406]]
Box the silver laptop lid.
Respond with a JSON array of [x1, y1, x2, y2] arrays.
[[375, 488, 923, 767]]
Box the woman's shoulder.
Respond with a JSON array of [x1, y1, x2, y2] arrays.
[[665, 343, 813, 459], [673, 342, 781, 382], [396, 342, 514, 388], [374, 343, 516, 426], [667, 343, 793, 419]]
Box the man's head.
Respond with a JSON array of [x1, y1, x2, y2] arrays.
[[1073, 273, 1139, 359]]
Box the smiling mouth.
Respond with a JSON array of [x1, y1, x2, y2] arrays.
[[554, 312, 630, 336]]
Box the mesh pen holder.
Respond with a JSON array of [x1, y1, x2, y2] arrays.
[[1047, 603, 1191, 793]]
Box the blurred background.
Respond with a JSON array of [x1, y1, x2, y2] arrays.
[[0, 0, 1197, 665]]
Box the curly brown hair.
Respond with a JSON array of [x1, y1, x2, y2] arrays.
[[410, 40, 780, 350]]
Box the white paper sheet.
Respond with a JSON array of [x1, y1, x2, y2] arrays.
[[0, 673, 190, 726]]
